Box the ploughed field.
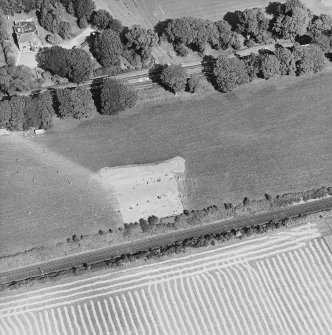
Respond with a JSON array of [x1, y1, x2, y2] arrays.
[[1, 222, 332, 334]]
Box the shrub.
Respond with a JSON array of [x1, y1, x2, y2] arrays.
[[46, 33, 62, 45], [174, 43, 189, 57], [187, 74, 200, 93]]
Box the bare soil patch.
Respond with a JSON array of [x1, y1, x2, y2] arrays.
[[94, 157, 186, 222]]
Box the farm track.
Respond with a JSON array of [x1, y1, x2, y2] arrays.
[[1, 197, 332, 285], [1, 222, 332, 334]]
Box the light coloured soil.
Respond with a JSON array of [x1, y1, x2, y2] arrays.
[[16, 51, 38, 68], [94, 157, 186, 222]]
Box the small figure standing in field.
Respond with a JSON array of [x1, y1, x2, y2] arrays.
[[16, 158, 19, 162], [33, 179, 36, 183], [68, 180, 72, 185]]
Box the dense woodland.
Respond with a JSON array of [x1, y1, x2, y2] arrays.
[[0, 0, 331, 130]]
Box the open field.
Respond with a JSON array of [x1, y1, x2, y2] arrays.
[[1, 68, 332, 256], [95, 0, 332, 28], [1, 222, 332, 334], [0, 132, 121, 256]]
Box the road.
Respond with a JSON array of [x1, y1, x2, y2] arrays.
[[1, 197, 331, 285]]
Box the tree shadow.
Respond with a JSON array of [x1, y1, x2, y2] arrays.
[[154, 19, 172, 37], [265, 2, 283, 16], [223, 11, 241, 31], [90, 78, 104, 113], [201, 55, 218, 90]]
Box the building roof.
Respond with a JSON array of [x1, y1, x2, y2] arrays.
[[13, 19, 40, 45], [13, 19, 37, 35]]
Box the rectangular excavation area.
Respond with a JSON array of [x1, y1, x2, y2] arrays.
[[95, 157, 186, 223]]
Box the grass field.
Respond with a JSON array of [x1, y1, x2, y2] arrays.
[[95, 0, 332, 28], [1, 222, 332, 334], [1, 68, 332, 256]]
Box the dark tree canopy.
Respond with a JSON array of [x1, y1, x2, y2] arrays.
[[164, 17, 219, 52], [187, 74, 200, 93], [37, 46, 92, 83], [0, 65, 34, 96], [272, 0, 312, 39], [160, 65, 187, 93], [73, 0, 95, 21], [242, 52, 259, 81], [68, 48, 93, 83], [236, 8, 270, 43], [258, 53, 281, 79], [0, 0, 24, 15], [275, 44, 296, 75], [296, 44, 326, 74], [124, 25, 158, 60], [213, 55, 249, 92], [59, 21, 71, 39], [1, 91, 54, 130], [0, 8, 9, 42], [91, 29, 123, 68], [91, 9, 112, 30], [100, 78, 138, 115], [215, 20, 241, 50], [56, 86, 95, 119]]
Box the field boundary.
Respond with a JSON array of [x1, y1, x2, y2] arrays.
[[1, 197, 332, 290]]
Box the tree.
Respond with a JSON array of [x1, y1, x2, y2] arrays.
[[124, 25, 159, 62], [37, 46, 70, 77], [164, 17, 219, 53], [311, 33, 331, 54], [275, 44, 296, 75], [91, 29, 123, 68], [215, 20, 241, 50], [8, 95, 30, 131], [242, 52, 259, 81], [308, 14, 332, 36], [0, 65, 34, 96], [71, 87, 96, 118], [258, 53, 281, 79], [213, 55, 249, 92], [100, 78, 138, 115], [272, 0, 312, 40], [36, 91, 54, 129], [46, 33, 62, 44], [39, 0, 61, 34], [37, 46, 92, 83], [187, 74, 200, 93], [91, 9, 112, 30], [0, 8, 9, 42], [73, 0, 95, 21], [160, 65, 187, 94], [0, 99, 11, 128], [296, 44, 326, 75], [56, 88, 74, 117], [0, 0, 24, 15], [236, 8, 270, 43], [68, 48, 92, 83], [59, 21, 71, 39]]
